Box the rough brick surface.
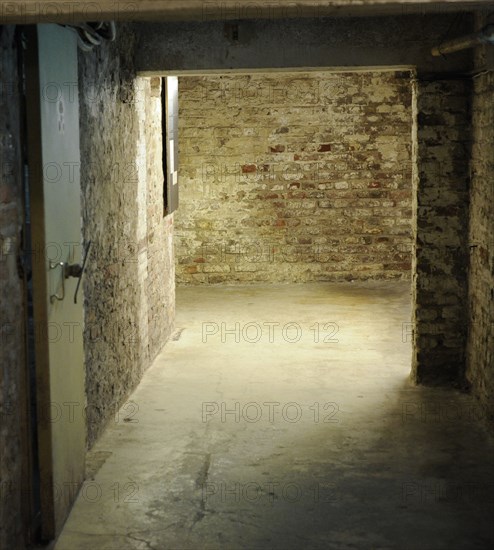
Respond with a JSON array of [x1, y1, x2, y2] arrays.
[[466, 51, 494, 422], [0, 25, 25, 550], [412, 79, 471, 384], [175, 71, 413, 284], [79, 26, 175, 448], [140, 77, 175, 363]]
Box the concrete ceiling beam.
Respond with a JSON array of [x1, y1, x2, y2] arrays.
[[0, 0, 492, 24]]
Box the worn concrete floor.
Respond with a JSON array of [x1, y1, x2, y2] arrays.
[[55, 281, 494, 550]]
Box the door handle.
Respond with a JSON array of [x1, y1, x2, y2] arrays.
[[66, 240, 91, 304], [49, 241, 91, 304]]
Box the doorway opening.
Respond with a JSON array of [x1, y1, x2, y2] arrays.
[[171, 69, 416, 378]]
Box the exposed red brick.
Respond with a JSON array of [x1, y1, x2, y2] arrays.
[[318, 143, 332, 152], [269, 145, 285, 153]]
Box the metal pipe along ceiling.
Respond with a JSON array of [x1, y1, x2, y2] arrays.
[[432, 23, 494, 56]]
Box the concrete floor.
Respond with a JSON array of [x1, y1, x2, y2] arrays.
[[55, 281, 494, 550]]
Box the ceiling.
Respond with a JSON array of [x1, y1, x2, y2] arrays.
[[0, 0, 492, 24]]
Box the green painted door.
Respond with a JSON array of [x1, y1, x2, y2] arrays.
[[26, 24, 86, 540]]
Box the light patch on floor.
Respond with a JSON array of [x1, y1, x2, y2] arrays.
[[55, 282, 494, 549]]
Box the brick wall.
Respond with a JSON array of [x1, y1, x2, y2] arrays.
[[140, 77, 175, 364], [175, 71, 413, 284], [466, 27, 494, 423], [0, 26, 25, 550], [412, 78, 471, 384], [79, 26, 175, 448]]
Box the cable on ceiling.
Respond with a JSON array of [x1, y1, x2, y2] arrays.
[[59, 22, 116, 52]]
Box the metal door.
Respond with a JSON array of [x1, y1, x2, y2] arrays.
[[25, 24, 86, 540]]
